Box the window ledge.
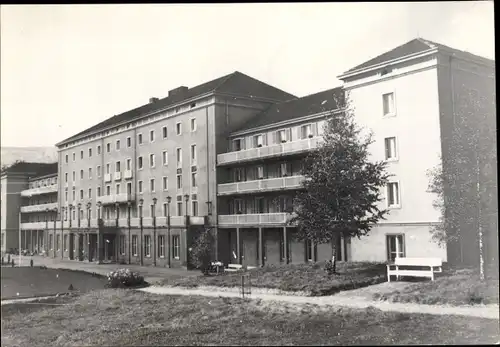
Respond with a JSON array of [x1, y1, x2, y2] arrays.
[[388, 205, 401, 210], [382, 113, 397, 118], [386, 158, 399, 163]]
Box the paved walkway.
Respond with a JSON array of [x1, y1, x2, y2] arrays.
[[12, 255, 196, 283], [139, 285, 500, 320]]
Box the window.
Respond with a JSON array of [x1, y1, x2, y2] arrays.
[[138, 133, 143, 145], [138, 181, 143, 194], [150, 130, 155, 142], [88, 168, 92, 179], [138, 156, 143, 170], [127, 137, 131, 147], [162, 151, 168, 165], [97, 165, 101, 177], [72, 188, 76, 201], [80, 170, 84, 180], [158, 235, 165, 258], [150, 178, 155, 192], [72, 152, 76, 161], [279, 163, 290, 177], [116, 184, 120, 194], [177, 175, 182, 189], [306, 240, 315, 262], [65, 173, 68, 183], [106, 143, 111, 153], [65, 154, 68, 163], [97, 186, 101, 197], [56, 235, 61, 251], [172, 235, 180, 259], [162, 176, 168, 191], [384, 137, 397, 160], [150, 204, 155, 218], [387, 234, 405, 262], [277, 129, 287, 143], [162, 126, 168, 139], [176, 122, 182, 135], [192, 200, 198, 216], [116, 161, 121, 172], [97, 145, 101, 155], [64, 234, 69, 251], [119, 235, 125, 255], [190, 118, 197, 132], [106, 163, 110, 175], [257, 166, 264, 179], [253, 134, 264, 148], [126, 158, 132, 171], [233, 138, 242, 151], [106, 185, 111, 196], [80, 150, 84, 159], [382, 92, 395, 116], [116, 140, 121, 150], [88, 188, 92, 199], [191, 172, 197, 187], [72, 171, 76, 181], [127, 182, 132, 195], [300, 124, 313, 139], [150, 154, 155, 168], [176, 148, 182, 167], [144, 235, 151, 257], [387, 182, 400, 208], [65, 191, 68, 201], [132, 235, 138, 256], [235, 168, 244, 182], [177, 202, 183, 216], [80, 189, 84, 200], [191, 144, 196, 163]]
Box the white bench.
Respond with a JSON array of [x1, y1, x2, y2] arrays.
[[387, 257, 443, 282], [224, 264, 258, 272]]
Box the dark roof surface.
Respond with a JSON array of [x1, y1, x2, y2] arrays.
[[344, 38, 494, 74], [234, 87, 344, 133], [59, 71, 296, 146], [1, 162, 58, 177]]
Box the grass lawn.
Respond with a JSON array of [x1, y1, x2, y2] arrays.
[[1, 267, 108, 300], [2, 289, 499, 346], [160, 262, 387, 296], [373, 267, 500, 306]]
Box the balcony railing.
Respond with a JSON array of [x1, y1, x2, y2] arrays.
[[218, 213, 295, 226], [218, 175, 304, 195], [98, 193, 134, 205], [20, 184, 58, 197], [114, 172, 122, 181], [104, 173, 112, 183], [20, 202, 58, 213], [217, 137, 323, 166], [124, 170, 133, 179]]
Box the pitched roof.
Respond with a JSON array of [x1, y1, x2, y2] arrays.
[[233, 86, 344, 133], [58, 71, 296, 146], [1, 162, 58, 177], [344, 38, 494, 75]]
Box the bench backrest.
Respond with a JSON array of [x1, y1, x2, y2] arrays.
[[394, 257, 442, 267], [228, 264, 243, 269]]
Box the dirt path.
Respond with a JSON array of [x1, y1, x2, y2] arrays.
[[139, 285, 500, 320]]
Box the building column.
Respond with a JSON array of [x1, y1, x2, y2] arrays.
[[236, 227, 241, 264], [258, 227, 263, 267], [283, 227, 288, 264]]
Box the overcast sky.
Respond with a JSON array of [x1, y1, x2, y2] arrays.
[[0, 2, 495, 147]]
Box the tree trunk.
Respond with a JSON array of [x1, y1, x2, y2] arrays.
[[331, 237, 337, 274]]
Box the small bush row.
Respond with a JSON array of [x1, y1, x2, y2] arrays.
[[106, 268, 146, 289]]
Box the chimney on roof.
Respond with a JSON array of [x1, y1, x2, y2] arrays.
[[168, 86, 188, 98], [149, 97, 159, 104]]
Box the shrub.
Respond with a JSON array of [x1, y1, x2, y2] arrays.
[[106, 268, 146, 289], [191, 229, 215, 275]]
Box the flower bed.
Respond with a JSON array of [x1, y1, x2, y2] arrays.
[[106, 269, 147, 289]]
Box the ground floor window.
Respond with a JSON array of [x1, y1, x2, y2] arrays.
[[56, 235, 60, 251], [64, 235, 68, 251], [172, 235, 180, 259], [132, 235, 138, 256], [158, 235, 165, 258], [49, 234, 53, 250], [386, 234, 405, 262], [306, 239, 314, 262], [119, 235, 125, 255], [144, 235, 151, 257]]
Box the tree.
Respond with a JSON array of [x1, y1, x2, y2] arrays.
[[289, 94, 390, 274], [190, 228, 216, 275]]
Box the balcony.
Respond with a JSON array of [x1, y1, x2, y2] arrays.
[[218, 213, 295, 226], [218, 175, 304, 196], [104, 173, 112, 183], [20, 222, 49, 230], [124, 170, 133, 179], [20, 184, 58, 197], [98, 193, 134, 205], [217, 137, 323, 166], [20, 202, 58, 213], [114, 172, 122, 181]]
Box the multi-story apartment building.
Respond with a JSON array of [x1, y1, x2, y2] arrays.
[[53, 71, 296, 267], [214, 38, 497, 269], [215, 87, 345, 266], [1, 162, 58, 254]]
